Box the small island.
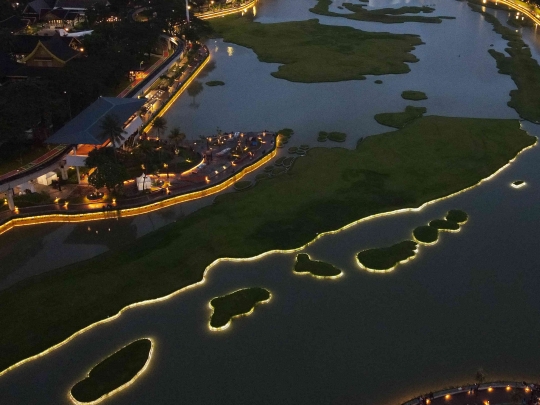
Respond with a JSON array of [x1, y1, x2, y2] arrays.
[[70, 338, 153, 404], [429, 219, 460, 231], [206, 80, 225, 86], [446, 209, 468, 224], [294, 253, 342, 278], [209, 287, 271, 331], [317, 131, 347, 142], [356, 240, 418, 272], [413, 225, 439, 244], [401, 90, 428, 100], [511, 180, 526, 188]]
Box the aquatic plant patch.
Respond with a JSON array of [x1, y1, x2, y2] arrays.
[[374, 106, 427, 129], [70, 339, 152, 403], [209, 287, 271, 330], [210, 16, 423, 83], [401, 90, 428, 100], [294, 253, 342, 278]]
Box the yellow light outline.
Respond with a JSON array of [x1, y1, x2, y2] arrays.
[[208, 289, 272, 332], [292, 253, 343, 280], [67, 338, 154, 405], [0, 140, 535, 379]]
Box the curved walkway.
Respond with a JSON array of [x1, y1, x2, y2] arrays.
[[402, 381, 538, 405], [489, 0, 540, 25], [195, 0, 257, 19]]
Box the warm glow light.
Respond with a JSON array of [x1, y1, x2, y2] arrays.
[[445, 394, 451, 400], [196, 0, 257, 19], [208, 290, 272, 332], [488, 387, 493, 392], [506, 386, 511, 391], [67, 339, 154, 405]]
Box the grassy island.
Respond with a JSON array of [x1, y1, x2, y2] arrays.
[[446, 209, 468, 224], [413, 225, 439, 244], [0, 116, 534, 373], [357, 241, 418, 271], [469, 4, 540, 122], [209, 287, 271, 330], [210, 16, 423, 82], [70, 339, 152, 403], [401, 90, 428, 101], [374, 106, 426, 128], [205, 81, 225, 86], [317, 131, 346, 142], [512, 180, 526, 188], [310, 0, 455, 24], [294, 253, 342, 278]]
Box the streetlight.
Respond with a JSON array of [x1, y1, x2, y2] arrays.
[[185, 0, 190, 25]]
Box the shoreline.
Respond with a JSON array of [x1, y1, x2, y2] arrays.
[[0, 133, 535, 379]]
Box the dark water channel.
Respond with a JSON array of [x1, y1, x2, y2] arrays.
[[1, 0, 540, 404]]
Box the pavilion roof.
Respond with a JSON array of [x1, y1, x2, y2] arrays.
[[46, 97, 145, 145]]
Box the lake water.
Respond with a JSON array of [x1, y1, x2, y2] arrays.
[[1, 0, 540, 403]]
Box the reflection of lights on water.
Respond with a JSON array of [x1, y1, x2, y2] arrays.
[[227, 46, 234, 57], [67, 339, 154, 405]]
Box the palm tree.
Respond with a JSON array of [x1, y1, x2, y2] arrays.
[[168, 127, 186, 153], [152, 116, 167, 139], [99, 114, 126, 162]]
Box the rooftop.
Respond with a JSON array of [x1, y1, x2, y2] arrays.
[[46, 97, 146, 145]]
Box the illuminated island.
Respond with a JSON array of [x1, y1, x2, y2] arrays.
[[294, 253, 342, 278], [70, 338, 152, 404], [209, 287, 271, 331]]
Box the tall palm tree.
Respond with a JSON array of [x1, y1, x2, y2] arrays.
[[99, 114, 126, 162], [152, 116, 167, 139], [168, 127, 186, 151]]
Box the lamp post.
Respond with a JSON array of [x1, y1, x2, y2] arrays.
[[185, 0, 190, 25]]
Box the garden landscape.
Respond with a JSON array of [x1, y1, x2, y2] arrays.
[[1, 0, 540, 404]]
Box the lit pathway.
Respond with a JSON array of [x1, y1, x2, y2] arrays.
[[402, 381, 537, 405]]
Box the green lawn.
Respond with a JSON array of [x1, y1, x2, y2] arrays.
[[310, 0, 455, 24], [470, 4, 540, 122], [210, 16, 423, 82], [374, 106, 427, 128], [209, 288, 270, 329], [0, 116, 535, 372], [71, 339, 151, 402], [357, 241, 418, 271]]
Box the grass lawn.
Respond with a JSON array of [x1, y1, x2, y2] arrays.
[[210, 16, 423, 82], [374, 106, 427, 128], [209, 288, 270, 329], [0, 144, 50, 176], [70, 339, 151, 403], [294, 253, 342, 277], [469, 4, 540, 122], [401, 90, 428, 101], [310, 0, 454, 24], [0, 116, 535, 372]]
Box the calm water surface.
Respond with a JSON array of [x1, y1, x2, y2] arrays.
[[1, 0, 540, 404]]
